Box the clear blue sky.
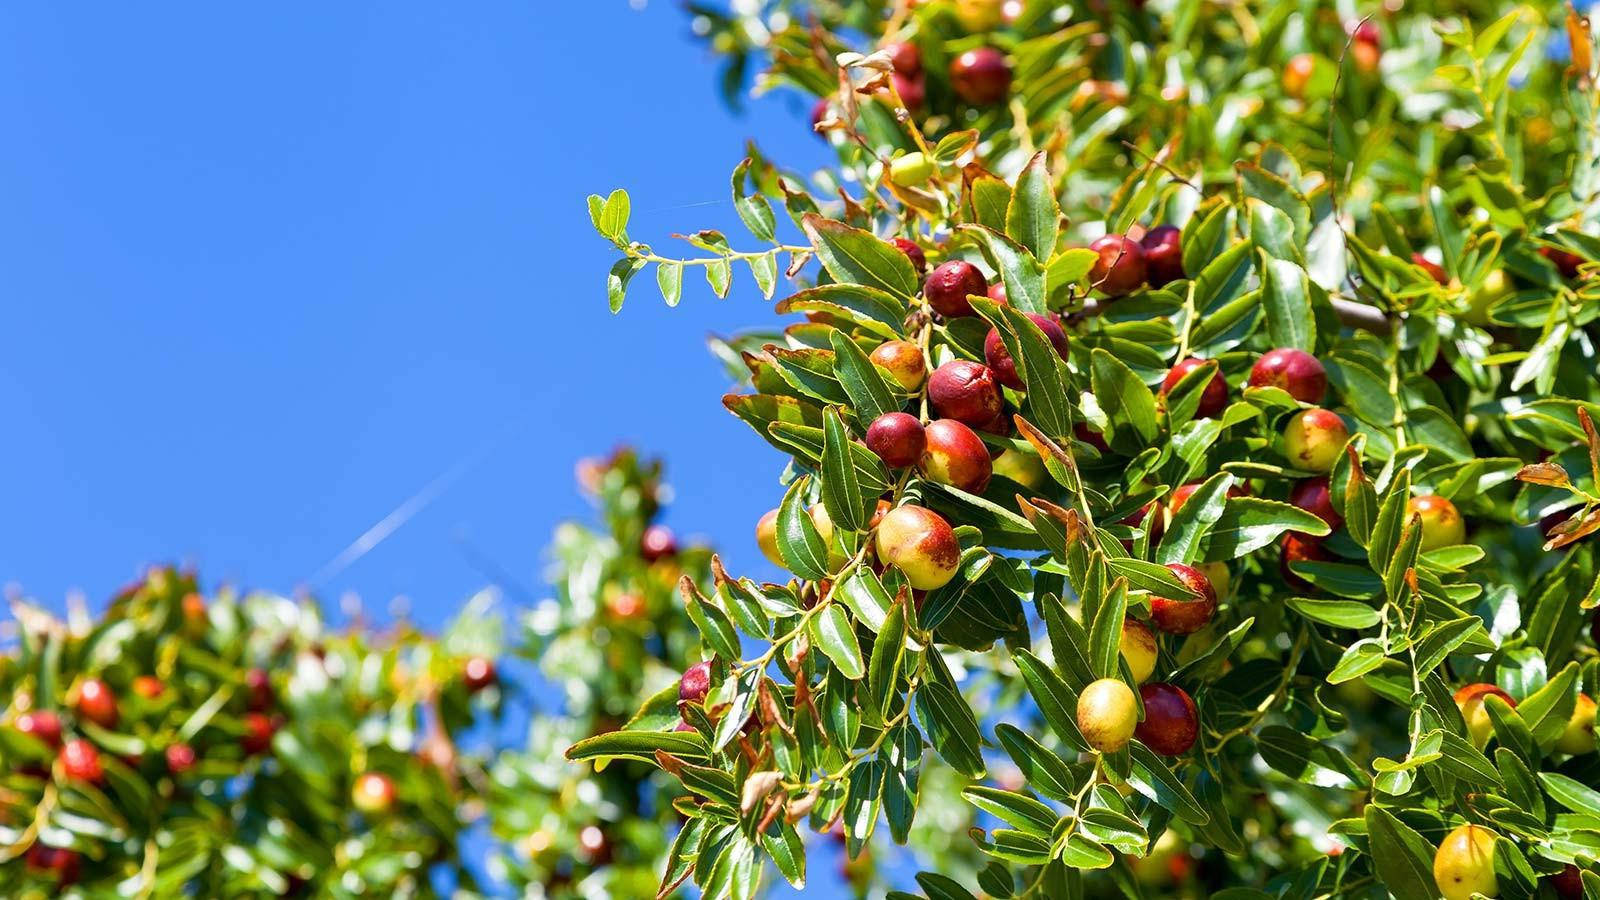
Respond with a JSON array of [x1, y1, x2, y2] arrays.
[[0, 1, 820, 624]]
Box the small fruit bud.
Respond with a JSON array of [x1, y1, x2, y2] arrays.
[[640, 524, 679, 562], [74, 678, 118, 730]]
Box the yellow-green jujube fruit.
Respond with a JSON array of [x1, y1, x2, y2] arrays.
[[1433, 824, 1499, 900], [1076, 678, 1138, 752], [1557, 693, 1597, 755]]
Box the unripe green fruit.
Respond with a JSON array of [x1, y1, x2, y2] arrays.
[[1433, 824, 1498, 900], [1408, 495, 1466, 551], [889, 151, 934, 187], [1557, 693, 1597, 755], [875, 505, 961, 590], [992, 448, 1047, 489], [1076, 678, 1138, 752], [1119, 619, 1158, 684], [1463, 268, 1511, 325], [1282, 408, 1349, 473]]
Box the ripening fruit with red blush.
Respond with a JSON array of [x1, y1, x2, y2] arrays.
[[164, 742, 197, 776], [240, 713, 278, 756], [1283, 53, 1316, 99], [1139, 225, 1184, 287], [60, 739, 104, 785], [464, 656, 497, 692], [1282, 408, 1349, 473], [920, 418, 993, 493], [1453, 683, 1515, 750], [352, 772, 398, 815], [132, 675, 165, 699], [890, 237, 926, 276], [1407, 495, 1466, 551], [987, 283, 1008, 305], [1412, 252, 1449, 285], [1076, 678, 1138, 752], [923, 260, 988, 318], [74, 678, 118, 729], [870, 340, 927, 392], [640, 524, 679, 562], [1161, 357, 1228, 418], [1135, 683, 1199, 755], [1279, 533, 1329, 590], [1248, 348, 1327, 404], [1557, 693, 1597, 755], [928, 360, 1003, 427], [1088, 234, 1147, 296], [679, 661, 713, 706], [1288, 477, 1342, 534], [1167, 481, 1248, 517], [984, 313, 1068, 389], [875, 505, 962, 591], [1149, 564, 1218, 634], [949, 47, 1012, 105], [14, 710, 63, 748], [866, 412, 926, 468]]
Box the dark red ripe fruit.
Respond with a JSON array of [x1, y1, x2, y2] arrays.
[[866, 413, 927, 468], [891, 72, 925, 113], [679, 661, 713, 705], [1248, 348, 1327, 405], [1120, 502, 1164, 551], [1280, 533, 1330, 590], [1149, 564, 1218, 634], [987, 283, 1008, 305], [1139, 225, 1184, 287], [1162, 357, 1228, 418], [241, 713, 277, 756], [15, 710, 63, 748], [1411, 252, 1448, 285], [1542, 246, 1584, 279], [245, 668, 273, 712], [165, 742, 197, 775], [1075, 422, 1110, 452], [25, 845, 81, 884], [1289, 477, 1342, 534], [884, 41, 922, 76], [1549, 864, 1585, 900], [890, 237, 926, 275], [75, 678, 118, 729], [1135, 683, 1199, 756], [641, 524, 679, 562], [464, 656, 497, 692], [1286, 477, 1337, 531], [949, 47, 1012, 105], [984, 314, 1068, 389], [60, 739, 104, 785], [924, 261, 989, 318], [928, 360, 1004, 427], [1088, 234, 1147, 296]]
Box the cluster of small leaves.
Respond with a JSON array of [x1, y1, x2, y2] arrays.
[[579, 1, 1600, 898], [482, 450, 719, 897], [0, 566, 502, 898]]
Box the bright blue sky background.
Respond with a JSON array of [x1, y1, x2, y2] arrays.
[[0, 2, 822, 623]]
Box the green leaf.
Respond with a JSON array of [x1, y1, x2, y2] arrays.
[[1539, 772, 1600, 814], [916, 872, 980, 900], [608, 256, 647, 313], [1259, 254, 1315, 352], [994, 724, 1081, 804], [869, 600, 909, 716], [1157, 472, 1234, 565], [1006, 152, 1059, 261], [1517, 662, 1579, 748], [821, 407, 871, 531], [1363, 806, 1441, 900], [732, 159, 777, 243], [1284, 597, 1382, 629], [566, 730, 709, 764], [917, 671, 987, 777], [960, 224, 1048, 314], [1090, 348, 1158, 449], [1127, 742, 1209, 825], [657, 260, 684, 306], [1200, 498, 1331, 560], [829, 330, 902, 423], [810, 603, 865, 679], [594, 188, 630, 243], [776, 285, 907, 336], [1088, 577, 1129, 679], [776, 477, 831, 580], [802, 214, 919, 299], [961, 786, 1058, 837]]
